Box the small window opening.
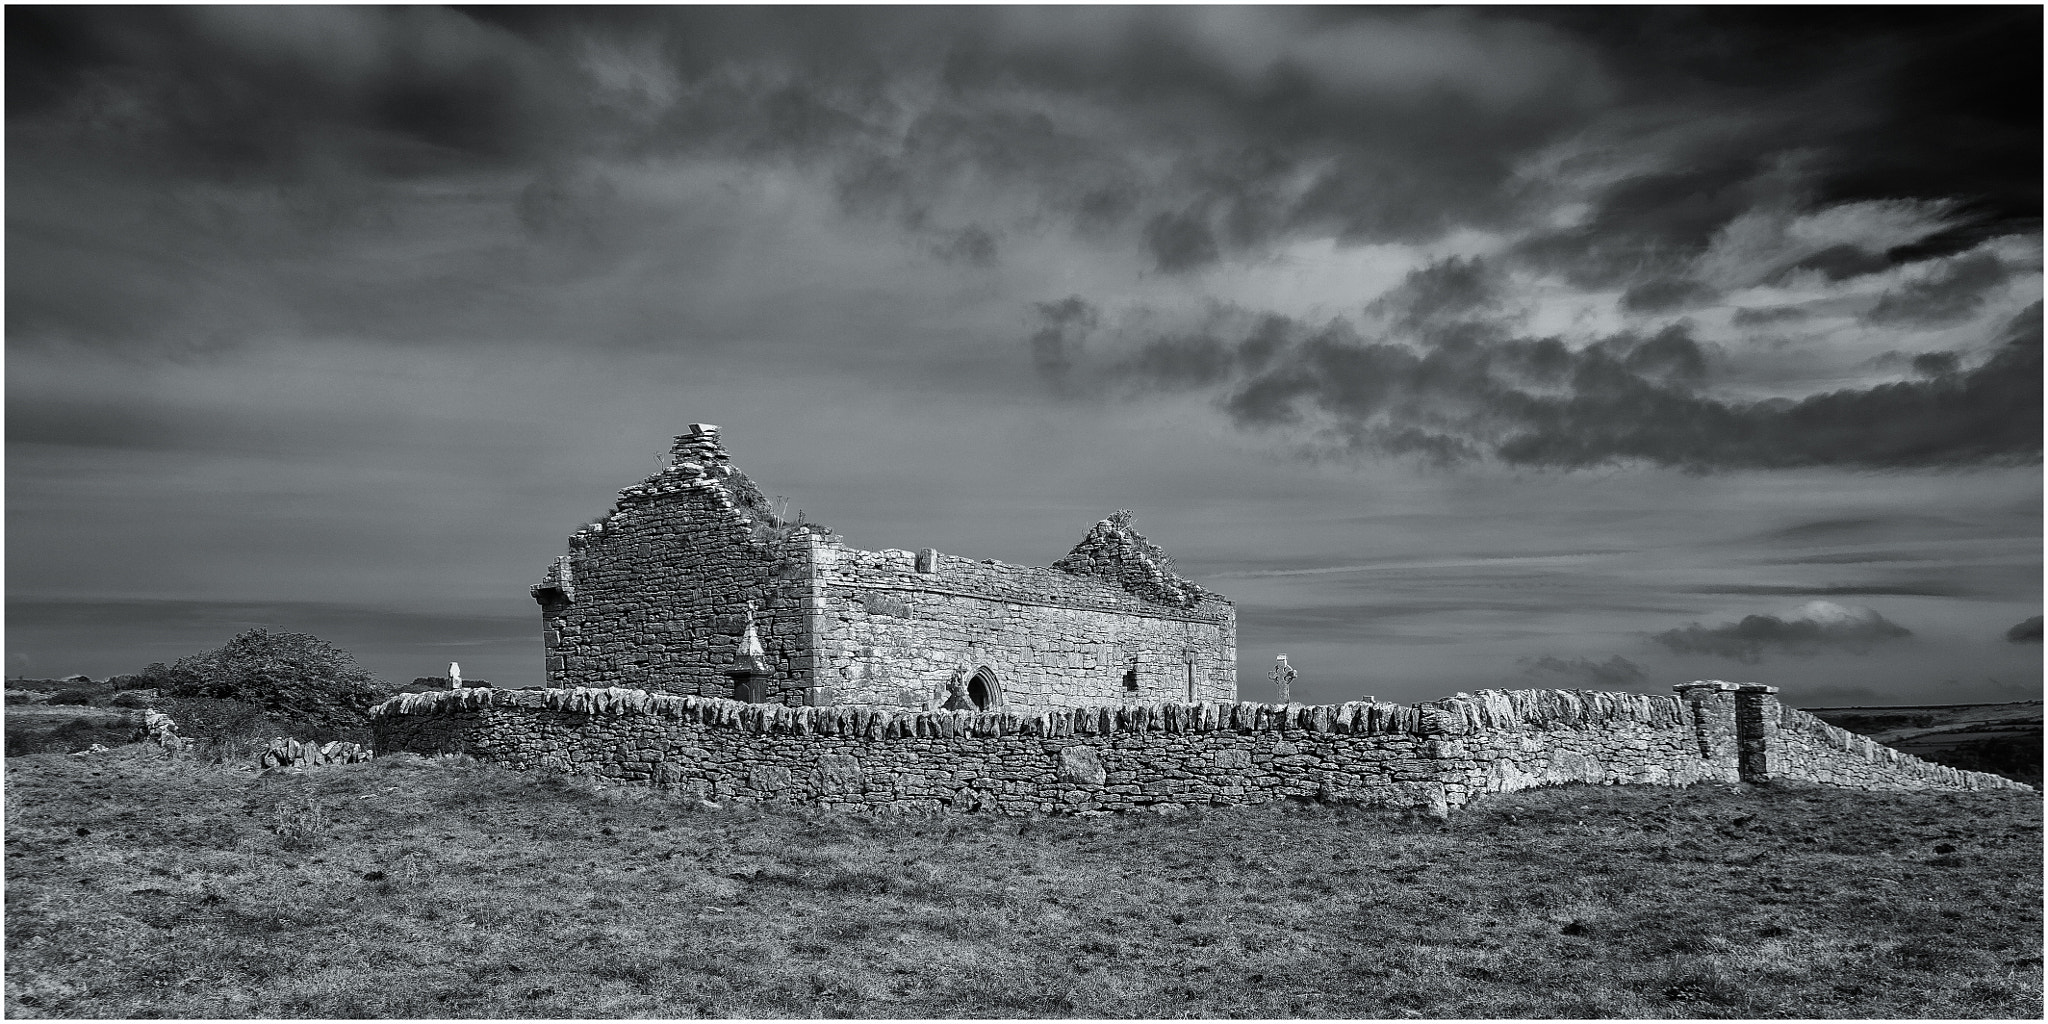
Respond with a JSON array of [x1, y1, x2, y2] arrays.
[[1186, 661, 1197, 702], [1122, 668, 1139, 692]]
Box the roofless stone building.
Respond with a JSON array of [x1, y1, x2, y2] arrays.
[[532, 425, 1236, 710]]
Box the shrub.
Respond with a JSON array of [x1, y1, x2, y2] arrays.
[[149, 695, 366, 764], [156, 629, 387, 729], [106, 663, 191, 693], [46, 689, 97, 706], [272, 795, 331, 849]]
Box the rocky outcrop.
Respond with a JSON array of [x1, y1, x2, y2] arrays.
[[131, 709, 189, 753], [261, 737, 374, 769]]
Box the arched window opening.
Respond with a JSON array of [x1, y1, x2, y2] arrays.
[[969, 666, 1001, 710]]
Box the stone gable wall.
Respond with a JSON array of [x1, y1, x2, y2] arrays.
[[532, 442, 824, 704], [370, 685, 2027, 816]]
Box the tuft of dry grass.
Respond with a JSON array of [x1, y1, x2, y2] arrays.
[[3, 746, 2039, 1018]]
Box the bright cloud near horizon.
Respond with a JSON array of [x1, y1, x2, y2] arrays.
[[6, 6, 2041, 707]]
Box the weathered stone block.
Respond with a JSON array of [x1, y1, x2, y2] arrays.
[[1058, 746, 1106, 786]]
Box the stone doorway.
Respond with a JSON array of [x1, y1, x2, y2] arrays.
[[968, 666, 1001, 710]]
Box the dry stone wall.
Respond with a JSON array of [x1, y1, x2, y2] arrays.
[[1768, 703, 2014, 791], [369, 683, 2026, 815]]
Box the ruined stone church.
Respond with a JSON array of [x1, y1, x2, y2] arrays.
[[531, 425, 1237, 710]]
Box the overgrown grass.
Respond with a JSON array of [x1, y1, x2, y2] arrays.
[[3, 747, 2039, 1018], [2, 707, 142, 758], [4, 697, 371, 763]]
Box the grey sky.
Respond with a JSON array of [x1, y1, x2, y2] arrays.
[[7, 6, 2040, 706]]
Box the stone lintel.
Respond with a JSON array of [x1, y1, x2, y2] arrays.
[[1674, 680, 1740, 692]]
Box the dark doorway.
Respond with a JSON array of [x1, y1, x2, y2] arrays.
[[969, 667, 1000, 710]]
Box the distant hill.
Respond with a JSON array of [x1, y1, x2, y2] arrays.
[[1804, 701, 2042, 788]]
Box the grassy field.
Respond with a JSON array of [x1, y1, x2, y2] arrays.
[[3, 745, 2039, 1019]]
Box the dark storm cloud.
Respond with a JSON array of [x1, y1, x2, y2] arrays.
[[1521, 7, 2042, 266], [1772, 245, 1897, 284], [10, 6, 2039, 355], [1144, 211, 1221, 274], [1690, 583, 1974, 600], [1054, 285, 2041, 471], [1774, 550, 1949, 567], [1650, 602, 1913, 663], [1756, 517, 1900, 543], [5, 397, 193, 453], [1864, 251, 2016, 325], [1747, 513, 1972, 547], [1368, 257, 1501, 328], [1910, 352, 1961, 377], [1500, 7, 2039, 307], [1518, 655, 1648, 687], [1512, 157, 1778, 288], [1730, 306, 1811, 327], [6, 6, 574, 177], [1619, 278, 1718, 315], [929, 225, 999, 267], [1027, 297, 1098, 393], [479, 6, 1605, 265], [928, 9, 1611, 250], [2005, 616, 2044, 644], [17, 6, 2036, 246]]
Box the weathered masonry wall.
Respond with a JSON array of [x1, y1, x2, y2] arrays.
[[817, 546, 1235, 710], [532, 429, 826, 704], [372, 682, 2028, 815], [534, 425, 1236, 712]]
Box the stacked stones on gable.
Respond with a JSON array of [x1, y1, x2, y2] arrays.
[[666, 425, 829, 544], [669, 425, 768, 516], [1053, 510, 1210, 609]]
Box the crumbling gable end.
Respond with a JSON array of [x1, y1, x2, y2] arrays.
[[1053, 510, 1209, 609]]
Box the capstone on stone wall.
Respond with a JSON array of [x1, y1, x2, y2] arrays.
[[371, 682, 2028, 817], [533, 425, 1235, 711]]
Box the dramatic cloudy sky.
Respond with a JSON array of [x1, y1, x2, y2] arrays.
[[7, 6, 2041, 706]]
